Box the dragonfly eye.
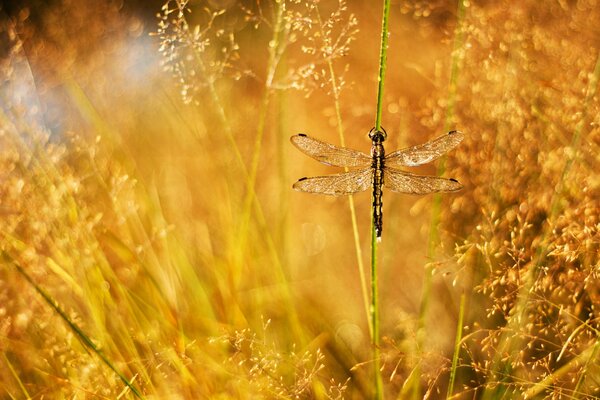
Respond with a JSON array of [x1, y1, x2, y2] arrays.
[[368, 127, 387, 142]]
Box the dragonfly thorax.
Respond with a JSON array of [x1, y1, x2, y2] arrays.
[[371, 142, 385, 160]]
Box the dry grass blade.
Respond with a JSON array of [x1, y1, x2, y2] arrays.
[[6, 256, 145, 399]]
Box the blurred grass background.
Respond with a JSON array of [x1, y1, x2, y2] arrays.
[[1, 0, 600, 398]]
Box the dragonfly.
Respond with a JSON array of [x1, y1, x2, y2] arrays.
[[291, 128, 464, 238]]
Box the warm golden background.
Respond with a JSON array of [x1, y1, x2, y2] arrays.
[[1, 0, 600, 398]]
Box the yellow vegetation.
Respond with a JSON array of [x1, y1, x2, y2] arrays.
[[0, 0, 599, 398]]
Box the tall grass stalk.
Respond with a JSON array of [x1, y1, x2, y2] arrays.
[[235, 0, 283, 290], [372, 0, 391, 398], [174, 1, 305, 340], [572, 337, 600, 398], [524, 338, 599, 398], [198, 7, 304, 341], [481, 49, 600, 400], [411, 0, 466, 397], [158, 3, 260, 327], [170, 4, 243, 169], [240, 1, 285, 234], [5, 256, 145, 400], [3, 353, 31, 399], [65, 77, 224, 326], [446, 291, 466, 398], [314, 9, 371, 338], [199, 1, 283, 271], [235, 2, 307, 343]]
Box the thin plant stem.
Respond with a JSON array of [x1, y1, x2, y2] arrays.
[[175, 0, 287, 278], [233, 1, 284, 294], [3, 353, 31, 399], [412, 0, 466, 397], [374, 0, 391, 132], [240, 2, 285, 232], [315, 8, 371, 339], [5, 255, 145, 400], [446, 290, 466, 398], [572, 338, 600, 398], [181, 2, 305, 341], [372, 0, 391, 398], [239, 3, 307, 343], [175, 5, 243, 170], [370, 219, 383, 399], [524, 339, 600, 398], [234, 2, 307, 343]]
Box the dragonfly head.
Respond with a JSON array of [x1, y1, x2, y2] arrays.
[[368, 127, 387, 143]]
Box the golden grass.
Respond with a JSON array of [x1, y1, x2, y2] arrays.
[[1, 0, 600, 398]]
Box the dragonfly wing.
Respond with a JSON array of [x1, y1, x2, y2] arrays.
[[385, 130, 464, 167], [291, 134, 372, 167], [293, 169, 373, 196], [384, 167, 462, 194]]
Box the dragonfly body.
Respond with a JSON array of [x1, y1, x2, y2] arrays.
[[371, 130, 385, 237], [291, 128, 464, 238]]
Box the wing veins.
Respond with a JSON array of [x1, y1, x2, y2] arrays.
[[291, 134, 372, 167], [293, 169, 372, 196], [385, 130, 464, 167], [384, 167, 463, 194]]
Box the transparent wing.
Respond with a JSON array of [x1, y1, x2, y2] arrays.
[[291, 134, 372, 167], [385, 130, 464, 167], [293, 169, 372, 196], [384, 167, 463, 194]]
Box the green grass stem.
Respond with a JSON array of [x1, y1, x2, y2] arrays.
[[372, 0, 391, 398], [2, 353, 31, 400], [177, 1, 305, 341], [524, 339, 599, 398], [240, 1, 285, 233], [572, 337, 600, 398], [412, 0, 466, 398], [6, 255, 145, 399], [234, 2, 307, 344], [233, 1, 284, 293], [374, 0, 391, 132], [176, 0, 285, 266], [315, 8, 371, 339], [370, 220, 383, 400], [446, 290, 466, 398]]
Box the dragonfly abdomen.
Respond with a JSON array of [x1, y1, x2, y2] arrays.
[[372, 142, 385, 238]]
